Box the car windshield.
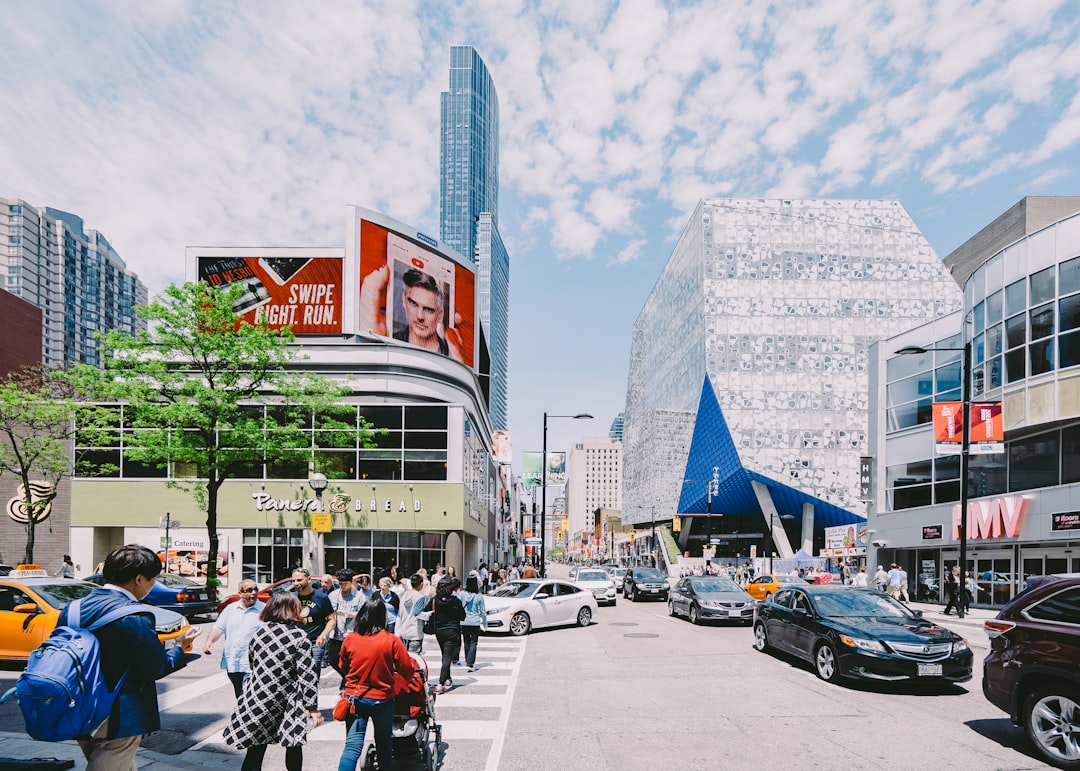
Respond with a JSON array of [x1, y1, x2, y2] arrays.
[[634, 569, 665, 581], [492, 581, 540, 598], [31, 581, 95, 610], [690, 577, 741, 593], [577, 571, 609, 582], [811, 590, 912, 619]]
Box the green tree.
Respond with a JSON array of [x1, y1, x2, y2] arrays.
[[73, 281, 370, 585], [0, 366, 82, 564]]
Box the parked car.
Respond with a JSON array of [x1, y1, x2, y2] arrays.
[[623, 567, 669, 602], [84, 571, 219, 620], [983, 573, 1080, 770], [745, 573, 810, 601], [753, 584, 972, 685], [669, 576, 755, 625], [216, 576, 293, 614], [485, 579, 597, 636], [574, 569, 617, 606], [0, 574, 192, 660]]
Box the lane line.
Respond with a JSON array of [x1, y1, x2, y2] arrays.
[[483, 634, 526, 771]]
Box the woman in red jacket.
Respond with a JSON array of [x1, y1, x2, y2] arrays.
[[337, 595, 417, 771]]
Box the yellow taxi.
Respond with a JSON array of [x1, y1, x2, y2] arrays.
[[0, 566, 192, 660], [744, 573, 812, 601]]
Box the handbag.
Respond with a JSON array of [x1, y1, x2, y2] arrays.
[[423, 613, 436, 635]]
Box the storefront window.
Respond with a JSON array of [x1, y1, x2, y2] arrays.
[[1061, 425, 1080, 484], [1008, 433, 1059, 492], [969, 454, 1006, 497]]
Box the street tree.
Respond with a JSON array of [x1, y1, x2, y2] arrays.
[[72, 281, 370, 585], [0, 366, 91, 564]]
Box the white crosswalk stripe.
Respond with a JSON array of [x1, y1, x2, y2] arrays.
[[191, 632, 527, 769]]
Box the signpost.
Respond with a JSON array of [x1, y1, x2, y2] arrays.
[[158, 513, 180, 572]]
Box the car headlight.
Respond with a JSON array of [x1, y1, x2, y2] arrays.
[[838, 634, 886, 653], [952, 638, 969, 653], [486, 608, 501, 616]]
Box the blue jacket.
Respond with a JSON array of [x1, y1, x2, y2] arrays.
[[57, 587, 187, 739], [459, 591, 487, 629]]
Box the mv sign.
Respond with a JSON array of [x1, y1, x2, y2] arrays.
[[952, 495, 1028, 540]]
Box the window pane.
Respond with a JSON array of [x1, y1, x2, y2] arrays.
[[887, 372, 934, 406], [358, 406, 402, 430], [1030, 339, 1054, 376], [1008, 433, 1059, 492], [887, 350, 931, 383], [403, 431, 448, 450], [970, 454, 1007, 497], [934, 481, 960, 503], [892, 485, 932, 510], [75, 449, 120, 477], [935, 362, 960, 396], [886, 399, 932, 432], [1062, 331, 1080, 369], [1026, 588, 1080, 624], [1031, 266, 1056, 305], [986, 290, 1003, 324], [1006, 314, 1026, 349], [1061, 294, 1080, 333], [1030, 303, 1055, 340], [404, 406, 448, 430], [935, 455, 960, 480], [986, 323, 1004, 357], [1063, 425, 1080, 484], [404, 461, 447, 480], [1006, 348, 1026, 383], [358, 458, 401, 480], [1006, 279, 1026, 316], [1062, 255, 1080, 296], [887, 460, 932, 487], [987, 355, 1003, 389]]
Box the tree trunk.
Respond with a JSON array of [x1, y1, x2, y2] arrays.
[[21, 470, 35, 565], [205, 473, 221, 586]]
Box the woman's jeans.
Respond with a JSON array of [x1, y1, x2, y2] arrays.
[[435, 627, 461, 685], [461, 625, 480, 668], [338, 697, 394, 771]]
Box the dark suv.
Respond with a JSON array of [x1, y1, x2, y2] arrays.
[[623, 567, 669, 602], [983, 573, 1080, 769]]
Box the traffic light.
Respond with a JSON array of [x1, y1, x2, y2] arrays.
[[673, 516, 681, 533], [630, 531, 636, 544]]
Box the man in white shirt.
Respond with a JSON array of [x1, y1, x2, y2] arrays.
[[203, 578, 265, 697]]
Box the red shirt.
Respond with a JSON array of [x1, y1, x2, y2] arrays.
[[339, 630, 416, 701]]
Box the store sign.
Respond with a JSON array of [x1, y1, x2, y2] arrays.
[[952, 495, 1028, 540], [251, 492, 422, 513], [922, 525, 943, 540], [1051, 511, 1080, 532], [859, 457, 873, 501]]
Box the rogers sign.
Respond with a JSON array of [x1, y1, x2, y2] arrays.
[[951, 495, 1028, 540]]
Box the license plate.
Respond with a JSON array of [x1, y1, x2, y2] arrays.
[[197, 593, 206, 600], [917, 663, 942, 677], [727, 609, 741, 617], [647, 588, 658, 593], [163, 637, 177, 651]]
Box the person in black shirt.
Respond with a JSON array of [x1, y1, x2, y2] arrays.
[[290, 568, 334, 682]]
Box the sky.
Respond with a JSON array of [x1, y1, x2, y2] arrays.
[[3, 0, 1080, 475]]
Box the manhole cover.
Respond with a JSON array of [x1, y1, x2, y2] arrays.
[[609, 622, 639, 627], [623, 632, 660, 638], [140, 729, 190, 754]]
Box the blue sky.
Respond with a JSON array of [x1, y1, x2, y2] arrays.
[[3, 0, 1080, 472]]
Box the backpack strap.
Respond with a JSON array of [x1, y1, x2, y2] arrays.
[[67, 597, 153, 631]]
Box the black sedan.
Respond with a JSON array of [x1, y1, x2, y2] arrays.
[[752, 584, 972, 684], [669, 576, 755, 624]]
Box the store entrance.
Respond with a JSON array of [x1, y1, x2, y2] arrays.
[[943, 548, 1014, 608], [1020, 548, 1080, 587]]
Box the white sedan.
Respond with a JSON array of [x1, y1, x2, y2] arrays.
[[485, 579, 598, 636], [574, 569, 618, 606]]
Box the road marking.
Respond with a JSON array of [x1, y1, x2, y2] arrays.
[[159, 672, 230, 712], [484, 635, 526, 771]]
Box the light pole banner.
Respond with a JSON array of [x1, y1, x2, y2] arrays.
[[932, 401, 963, 455], [523, 452, 543, 487], [970, 401, 1004, 454], [546, 452, 567, 485]]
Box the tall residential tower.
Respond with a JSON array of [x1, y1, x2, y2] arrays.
[[440, 46, 509, 429]]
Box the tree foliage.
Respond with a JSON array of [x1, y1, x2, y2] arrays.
[[71, 281, 370, 585]]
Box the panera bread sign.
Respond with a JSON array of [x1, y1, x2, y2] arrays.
[[252, 492, 422, 513]]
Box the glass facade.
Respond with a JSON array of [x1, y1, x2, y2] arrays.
[[440, 48, 509, 429], [624, 199, 962, 524]]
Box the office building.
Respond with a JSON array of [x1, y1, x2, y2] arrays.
[[1, 198, 147, 368], [609, 413, 624, 442], [565, 437, 623, 553], [623, 198, 962, 560], [440, 46, 509, 429], [869, 197, 1080, 608]]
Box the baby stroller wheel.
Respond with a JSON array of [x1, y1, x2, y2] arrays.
[[362, 744, 378, 771], [425, 725, 441, 770]]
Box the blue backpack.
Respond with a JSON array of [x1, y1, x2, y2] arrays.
[[0, 598, 150, 742]]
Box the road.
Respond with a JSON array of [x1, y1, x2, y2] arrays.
[[0, 572, 1053, 770]]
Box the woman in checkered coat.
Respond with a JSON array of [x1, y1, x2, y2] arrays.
[[223, 592, 323, 770]]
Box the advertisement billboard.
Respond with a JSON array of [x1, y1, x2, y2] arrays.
[[355, 214, 475, 367], [823, 524, 867, 556], [193, 250, 343, 335], [492, 430, 512, 465]]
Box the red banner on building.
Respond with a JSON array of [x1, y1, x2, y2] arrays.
[[932, 400, 1004, 455]]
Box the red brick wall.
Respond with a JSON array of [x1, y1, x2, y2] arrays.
[[0, 290, 42, 377]]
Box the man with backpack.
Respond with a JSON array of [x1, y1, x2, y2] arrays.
[[57, 544, 200, 769]]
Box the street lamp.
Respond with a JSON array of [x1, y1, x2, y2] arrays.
[[897, 342, 970, 619], [541, 411, 593, 577], [307, 472, 329, 575]]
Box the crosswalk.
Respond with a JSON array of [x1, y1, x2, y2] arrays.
[[191, 632, 527, 769]]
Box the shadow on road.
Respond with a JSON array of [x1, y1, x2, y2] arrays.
[[964, 717, 1044, 768], [760, 648, 973, 696]]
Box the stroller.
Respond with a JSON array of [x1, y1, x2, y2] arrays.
[[363, 652, 442, 770]]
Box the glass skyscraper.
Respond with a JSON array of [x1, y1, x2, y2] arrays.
[[623, 199, 962, 541], [440, 45, 509, 429]]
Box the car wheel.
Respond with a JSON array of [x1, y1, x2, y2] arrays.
[[689, 604, 701, 625], [1021, 686, 1080, 770], [668, 599, 677, 617], [628, 586, 636, 602], [753, 622, 770, 651], [814, 643, 841, 683], [577, 606, 592, 627], [509, 611, 531, 636]]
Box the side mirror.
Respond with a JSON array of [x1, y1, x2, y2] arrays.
[[911, 609, 924, 619], [534, 592, 550, 600], [13, 603, 39, 614]]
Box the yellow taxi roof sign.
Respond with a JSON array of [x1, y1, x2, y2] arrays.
[[10, 564, 48, 577]]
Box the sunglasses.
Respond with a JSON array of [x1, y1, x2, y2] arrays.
[[239, 588, 258, 594]]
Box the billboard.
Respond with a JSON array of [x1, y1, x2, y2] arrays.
[[193, 249, 343, 335], [355, 214, 475, 367], [823, 524, 867, 557], [493, 430, 512, 465]]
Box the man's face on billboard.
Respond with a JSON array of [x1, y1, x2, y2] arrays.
[[403, 285, 441, 343]]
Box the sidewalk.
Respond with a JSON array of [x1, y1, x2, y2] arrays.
[[0, 731, 239, 770]]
